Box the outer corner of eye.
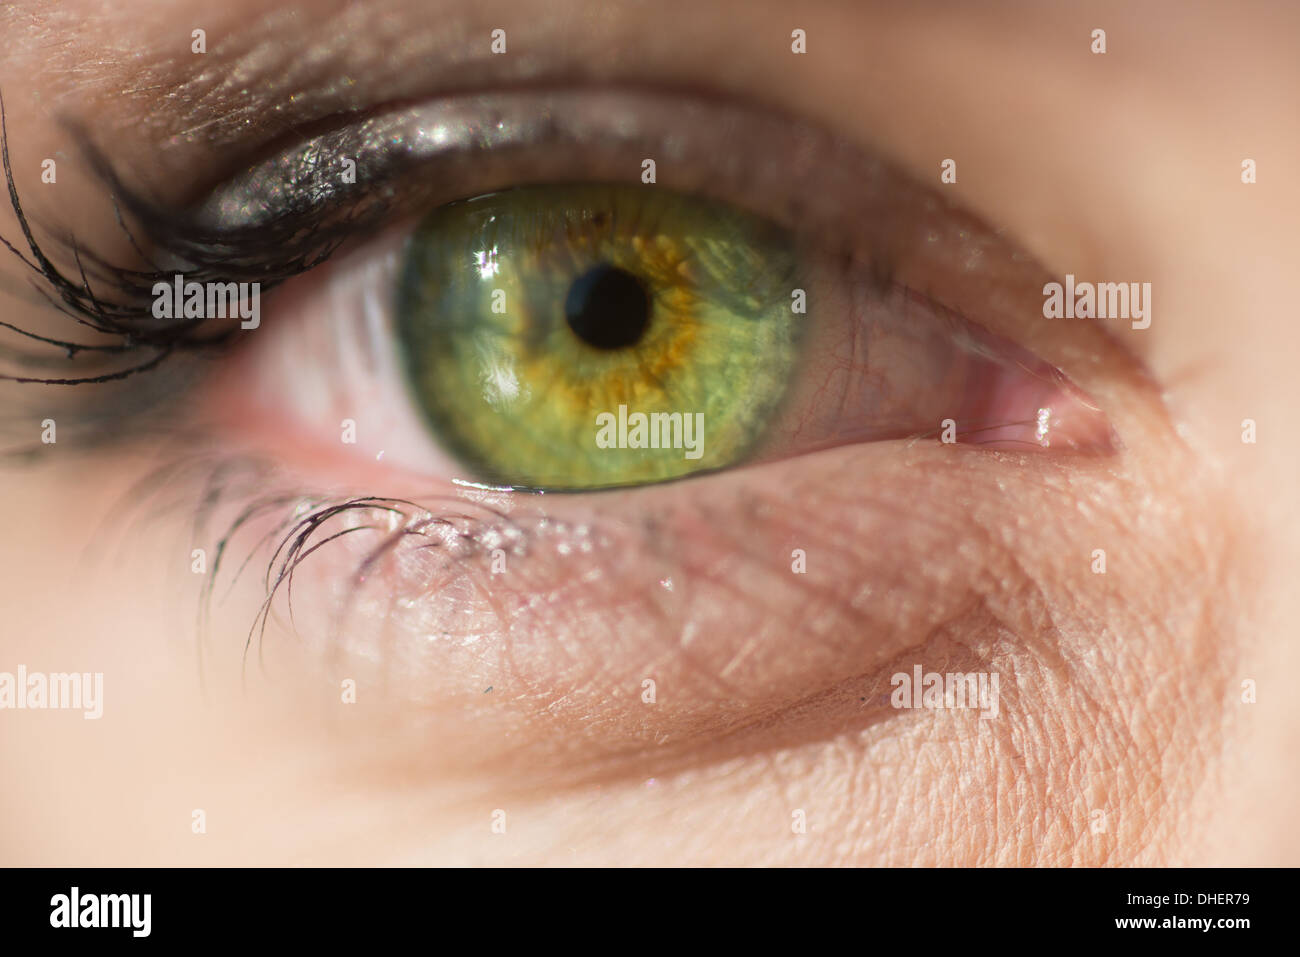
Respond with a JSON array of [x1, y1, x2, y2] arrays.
[[939, 356, 1117, 455]]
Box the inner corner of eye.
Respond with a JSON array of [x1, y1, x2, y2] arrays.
[[935, 321, 1115, 456]]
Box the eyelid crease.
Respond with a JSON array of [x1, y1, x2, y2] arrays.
[[195, 87, 921, 268]]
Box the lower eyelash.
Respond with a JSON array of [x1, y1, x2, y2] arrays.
[[144, 450, 555, 675], [238, 496, 520, 665]]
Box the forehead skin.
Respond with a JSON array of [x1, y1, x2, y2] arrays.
[[0, 0, 1296, 865]]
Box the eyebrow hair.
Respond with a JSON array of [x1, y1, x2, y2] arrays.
[[22, 3, 525, 142], [9, 0, 817, 190]]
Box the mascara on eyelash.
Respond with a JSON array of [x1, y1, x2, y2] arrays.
[[0, 90, 338, 384]]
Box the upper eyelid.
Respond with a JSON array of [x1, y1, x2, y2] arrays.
[[7, 83, 1004, 347], [15, 85, 940, 316], [20, 80, 1030, 305], [194, 86, 1095, 376], [193, 87, 956, 266]]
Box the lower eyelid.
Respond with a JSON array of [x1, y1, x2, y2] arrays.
[[184, 265, 1126, 767]]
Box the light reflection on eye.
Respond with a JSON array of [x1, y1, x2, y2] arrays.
[[473, 245, 500, 279]]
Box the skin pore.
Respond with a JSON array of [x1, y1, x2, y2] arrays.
[[0, 0, 1297, 865]]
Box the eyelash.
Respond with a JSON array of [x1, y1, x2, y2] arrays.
[[0, 97, 356, 387], [169, 446, 608, 676]]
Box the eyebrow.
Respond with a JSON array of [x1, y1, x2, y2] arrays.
[[29, 2, 542, 143], [14, 0, 825, 190]]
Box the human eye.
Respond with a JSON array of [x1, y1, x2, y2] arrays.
[[183, 89, 1112, 495]]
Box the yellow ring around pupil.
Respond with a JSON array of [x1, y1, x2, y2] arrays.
[[396, 183, 805, 489]]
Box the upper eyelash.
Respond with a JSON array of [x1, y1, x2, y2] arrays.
[[0, 91, 361, 386]]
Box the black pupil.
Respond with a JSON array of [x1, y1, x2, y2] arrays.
[[564, 264, 651, 350]]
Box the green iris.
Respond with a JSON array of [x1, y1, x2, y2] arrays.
[[396, 184, 805, 489]]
